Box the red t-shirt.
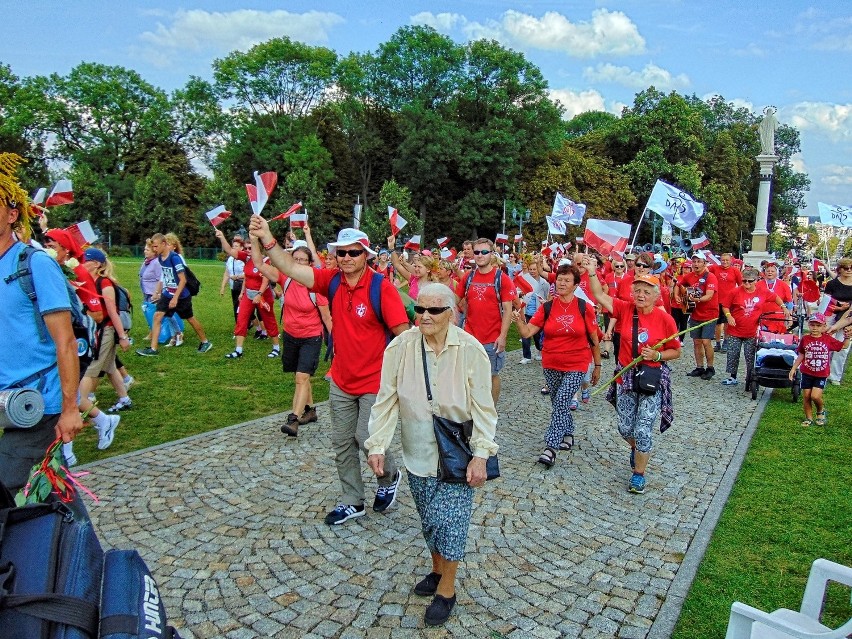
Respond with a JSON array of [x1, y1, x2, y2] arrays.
[[282, 277, 327, 339], [677, 269, 719, 321], [797, 334, 845, 377], [606, 273, 626, 294], [529, 296, 597, 372], [94, 276, 116, 328], [237, 250, 267, 291], [726, 287, 772, 338], [71, 264, 103, 315], [312, 268, 409, 395], [456, 267, 516, 344], [755, 279, 792, 332], [710, 265, 743, 308], [611, 298, 680, 374]]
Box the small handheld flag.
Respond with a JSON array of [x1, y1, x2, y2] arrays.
[[436, 236, 450, 248], [290, 212, 308, 229], [246, 171, 277, 216], [46, 180, 73, 207], [205, 205, 232, 227], [271, 201, 303, 222], [389, 206, 407, 235], [66, 221, 97, 247], [404, 235, 421, 251]]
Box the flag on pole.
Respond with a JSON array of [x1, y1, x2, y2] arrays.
[[514, 234, 523, 243], [271, 201, 303, 222], [813, 258, 825, 271], [204, 205, 232, 227], [245, 171, 277, 216], [817, 202, 852, 227], [289, 212, 308, 229], [404, 235, 421, 251], [32, 188, 47, 206], [786, 248, 797, 263], [551, 192, 586, 225], [436, 236, 450, 248], [66, 221, 97, 247], [706, 252, 721, 266], [388, 206, 407, 235], [46, 180, 73, 207], [645, 179, 704, 231], [583, 219, 631, 257], [546, 216, 567, 235], [495, 233, 509, 246], [690, 234, 710, 249], [549, 242, 563, 257]]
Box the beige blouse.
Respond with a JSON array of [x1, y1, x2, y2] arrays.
[[365, 324, 499, 477]]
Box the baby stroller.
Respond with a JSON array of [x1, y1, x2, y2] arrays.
[[750, 310, 802, 401]]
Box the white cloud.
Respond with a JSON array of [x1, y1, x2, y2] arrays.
[[584, 62, 689, 90], [790, 153, 808, 174], [783, 102, 852, 141], [821, 164, 852, 186], [135, 9, 344, 66], [548, 88, 623, 120], [411, 8, 645, 58]]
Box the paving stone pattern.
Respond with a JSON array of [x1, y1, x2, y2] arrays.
[[84, 350, 758, 638]]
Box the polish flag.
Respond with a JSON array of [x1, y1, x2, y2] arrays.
[[514, 234, 523, 243], [31, 187, 47, 216], [706, 252, 721, 266], [404, 235, 421, 251], [787, 249, 798, 263], [514, 273, 534, 296], [436, 236, 450, 248], [271, 201, 302, 222], [440, 247, 455, 260], [583, 219, 630, 257], [289, 212, 308, 229], [246, 171, 277, 216], [549, 242, 563, 257], [388, 206, 407, 235], [205, 205, 232, 227], [690, 234, 710, 250], [66, 220, 97, 247], [495, 233, 509, 246], [46, 180, 73, 207]]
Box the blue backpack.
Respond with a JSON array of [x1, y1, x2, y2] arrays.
[[325, 271, 392, 360]]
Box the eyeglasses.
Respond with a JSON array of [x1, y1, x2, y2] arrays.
[[613, 264, 626, 269], [635, 263, 651, 268], [336, 249, 365, 258], [473, 249, 491, 255], [414, 305, 451, 315], [742, 279, 756, 283], [839, 265, 852, 270]]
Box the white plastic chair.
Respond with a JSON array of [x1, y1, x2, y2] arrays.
[[725, 558, 852, 638]]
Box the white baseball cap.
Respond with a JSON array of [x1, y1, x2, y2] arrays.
[[558, 258, 572, 267], [328, 228, 376, 256], [287, 239, 308, 251]]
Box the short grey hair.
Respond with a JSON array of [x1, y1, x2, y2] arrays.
[[742, 267, 759, 280], [417, 282, 458, 322]]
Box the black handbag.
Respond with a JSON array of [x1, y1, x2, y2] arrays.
[[632, 310, 662, 395], [421, 338, 500, 483]]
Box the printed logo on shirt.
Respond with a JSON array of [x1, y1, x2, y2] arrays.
[[638, 328, 649, 344], [804, 342, 830, 372], [470, 282, 494, 302], [355, 302, 367, 318], [556, 312, 575, 332]]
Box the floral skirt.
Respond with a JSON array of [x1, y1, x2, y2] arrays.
[[407, 472, 474, 562]]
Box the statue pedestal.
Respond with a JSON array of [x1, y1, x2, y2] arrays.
[[743, 250, 774, 269], [750, 154, 778, 260]]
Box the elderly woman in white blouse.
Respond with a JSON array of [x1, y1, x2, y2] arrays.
[[365, 282, 498, 627]]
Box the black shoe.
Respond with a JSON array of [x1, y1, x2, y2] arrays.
[[298, 405, 318, 425], [413, 572, 441, 596], [701, 366, 716, 380], [253, 329, 263, 339], [686, 367, 706, 377], [714, 342, 723, 353], [425, 594, 457, 626], [324, 503, 365, 525]]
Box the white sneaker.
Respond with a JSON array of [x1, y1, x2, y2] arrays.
[[62, 443, 77, 467], [519, 357, 532, 364], [87, 393, 96, 402], [533, 352, 542, 361], [175, 332, 184, 347], [123, 375, 135, 390], [97, 414, 120, 450]]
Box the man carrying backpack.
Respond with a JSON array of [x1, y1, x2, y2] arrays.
[[0, 153, 83, 492], [249, 216, 409, 525]]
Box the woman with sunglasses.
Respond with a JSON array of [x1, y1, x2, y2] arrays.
[[824, 257, 852, 384], [365, 283, 498, 626]]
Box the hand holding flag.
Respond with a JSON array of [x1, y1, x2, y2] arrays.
[[205, 205, 232, 227]]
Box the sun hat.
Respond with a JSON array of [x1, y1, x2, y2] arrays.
[[287, 239, 308, 251], [328, 228, 376, 256], [632, 274, 660, 287]]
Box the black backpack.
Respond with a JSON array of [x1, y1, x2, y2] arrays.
[[182, 266, 201, 296]]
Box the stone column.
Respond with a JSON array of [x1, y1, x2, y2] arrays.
[[744, 153, 779, 267]]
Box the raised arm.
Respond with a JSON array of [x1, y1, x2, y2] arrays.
[[214, 228, 240, 259], [388, 235, 413, 280], [583, 255, 614, 314], [302, 224, 323, 268], [249, 214, 315, 289]]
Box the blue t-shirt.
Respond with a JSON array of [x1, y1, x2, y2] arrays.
[[159, 251, 190, 299], [0, 242, 73, 414]]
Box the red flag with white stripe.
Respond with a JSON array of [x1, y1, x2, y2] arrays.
[[66, 220, 97, 246], [205, 205, 232, 227], [388, 206, 407, 235], [514, 234, 523, 243], [271, 201, 303, 222], [495, 233, 509, 246], [46, 180, 73, 207], [436, 236, 450, 248], [583, 219, 630, 257], [514, 273, 534, 296], [246, 171, 277, 216], [404, 235, 421, 250], [289, 212, 308, 229]]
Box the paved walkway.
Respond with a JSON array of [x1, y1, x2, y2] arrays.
[[83, 349, 764, 638]]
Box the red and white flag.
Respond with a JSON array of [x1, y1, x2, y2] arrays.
[[388, 206, 407, 235], [440, 247, 455, 260], [436, 236, 450, 248], [549, 242, 563, 257], [514, 273, 534, 296], [514, 234, 523, 243], [706, 252, 721, 266], [46, 180, 73, 207], [813, 258, 825, 271], [271, 201, 303, 222], [787, 248, 798, 262], [66, 220, 97, 247], [404, 235, 421, 251], [583, 219, 630, 257], [32, 188, 47, 206], [289, 212, 308, 229], [246, 171, 277, 216], [205, 205, 232, 227], [690, 234, 710, 250], [495, 233, 509, 246]]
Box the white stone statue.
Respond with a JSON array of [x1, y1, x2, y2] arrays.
[[758, 106, 778, 155]]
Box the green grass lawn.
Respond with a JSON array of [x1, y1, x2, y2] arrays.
[[672, 376, 852, 638]]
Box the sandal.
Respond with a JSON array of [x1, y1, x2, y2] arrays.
[[558, 435, 574, 451], [800, 419, 813, 428], [541, 386, 550, 395], [815, 411, 827, 426], [537, 447, 556, 468], [225, 351, 243, 359]]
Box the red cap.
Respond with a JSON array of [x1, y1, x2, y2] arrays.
[[44, 228, 83, 259]]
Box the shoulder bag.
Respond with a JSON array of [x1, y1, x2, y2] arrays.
[[632, 309, 662, 395]]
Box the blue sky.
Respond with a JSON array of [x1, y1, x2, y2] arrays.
[[5, 1, 851, 217]]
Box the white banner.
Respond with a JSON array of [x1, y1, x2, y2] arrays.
[[817, 202, 852, 227]]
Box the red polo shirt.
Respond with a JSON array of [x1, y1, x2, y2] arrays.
[[237, 250, 267, 291], [312, 268, 409, 395], [677, 269, 719, 322]]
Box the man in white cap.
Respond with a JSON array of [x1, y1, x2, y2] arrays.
[[249, 216, 410, 525], [677, 251, 719, 380]]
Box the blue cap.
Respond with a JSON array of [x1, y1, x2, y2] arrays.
[[83, 247, 107, 263]]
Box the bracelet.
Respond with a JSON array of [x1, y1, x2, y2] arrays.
[[262, 238, 277, 251], [655, 351, 662, 362]]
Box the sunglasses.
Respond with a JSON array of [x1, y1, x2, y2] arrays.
[[472, 249, 491, 255], [839, 265, 851, 270], [635, 263, 651, 268], [414, 305, 451, 315], [742, 279, 756, 283], [336, 249, 365, 258], [613, 264, 626, 269]]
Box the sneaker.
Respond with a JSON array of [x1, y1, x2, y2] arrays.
[[164, 337, 176, 348], [714, 342, 723, 353], [280, 413, 299, 436], [569, 399, 579, 411], [107, 398, 132, 412], [225, 350, 243, 359], [97, 414, 120, 450], [519, 357, 532, 364], [425, 594, 457, 627], [123, 375, 135, 390], [373, 469, 402, 513], [628, 473, 646, 494], [686, 367, 705, 377], [721, 377, 739, 386], [198, 341, 213, 353], [581, 389, 591, 404], [533, 352, 542, 361], [413, 572, 442, 597], [257, 332, 269, 340], [267, 348, 280, 359], [701, 366, 716, 380], [829, 379, 840, 386], [298, 405, 318, 425], [324, 503, 365, 525], [174, 332, 184, 347], [136, 347, 159, 357]]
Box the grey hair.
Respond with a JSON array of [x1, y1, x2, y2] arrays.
[[742, 267, 759, 280], [417, 282, 458, 322]]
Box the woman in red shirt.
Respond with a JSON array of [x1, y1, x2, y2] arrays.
[[512, 264, 601, 468]]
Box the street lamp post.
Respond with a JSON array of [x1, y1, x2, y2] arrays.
[[512, 207, 531, 250]]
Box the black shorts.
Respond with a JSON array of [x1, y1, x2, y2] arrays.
[[281, 332, 323, 375], [799, 373, 827, 390], [717, 304, 727, 325], [156, 294, 194, 320]]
